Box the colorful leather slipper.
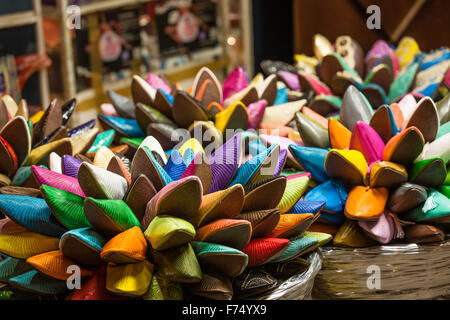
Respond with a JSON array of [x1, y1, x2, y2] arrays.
[[233, 268, 278, 298], [360, 83, 387, 110], [267, 213, 314, 238], [350, 121, 385, 164], [135, 102, 177, 135], [0, 231, 59, 259], [41, 184, 91, 229], [401, 189, 450, 223], [194, 184, 244, 228], [237, 208, 279, 237], [328, 117, 351, 149], [215, 101, 247, 134], [33, 126, 67, 149], [415, 132, 450, 165], [320, 52, 362, 87], [32, 165, 85, 197], [32, 99, 62, 145], [107, 90, 135, 119], [333, 220, 377, 247], [269, 236, 318, 263], [369, 105, 395, 143], [71, 265, 125, 300], [259, 134, 303, 170], [243, 176, 286, 211], [0, 136, 18, 177], [277, 176, 310, 213], [382, 126, 425, 165], [188, 121, 222, 149], [297, 231, 332, 248], [191, 241, 248, 277], [358, 210, 396, 244], [0, 257, 34, 283], [145, 215, 195, 251], [0, 116, 31, 166], [92, 146, 115, 170], [310, 95, 342, 116], [409, 158, 446, 187], [223, 66, 249, 101], [107, 156, 131, 186], [345, 186, 389, 220], [143, 270, 183, 300], [389, 102, 405, 128], [78, 162, 127, 200], [84, 197, 141, 238], [365, 63, 392, 95], [437, 121, 450, 139], [25, 138, 72, 166], [242, 238, 290, 267], [335, 35, 364, 77], [313, 34, 333, 61], [172, 91, 209, 129], [387, 183, 427, 214], [289, 145, 328, 182], [49, 152, 62, 173], [180, 152, 212, 194], [260, 100, 306, 126], [288, 200, 326, 215], [106, 260, 154, 297], [402, 97, 439, 142], [146, 74, 172, 95], [195, 219, 252, 250], [59, 228, 105, 267], [131, 74, 157, 107], [8, 270, 67, 295], [436, 93, 450, 124], [131, 147, 172, 191], [70, 128, 99, 155], [224, 85, 258, 109], [186, 270, 233, 300], [369, 161, 408, 188], [192, 67, 223, 106], [86, 129, 115, 155], [0, 194, 67, 237], [297, 72, 331, 97], [68, 119, 96, 137], [295, 112, 330, 149], [278, 71, 300, 91], [164, 150, 187, 181], [387, 62, 419, 103], [340, 85, 374, 130], [101, 226, 147, 264], [404, 224, 444, 244], [325, 149, 368, 185], [125, 175, 156, 222], [261, 60, 297, 76], [301, 107, 328, 128], [26, 250, 93, 281], [0, 186, 40, 197], [304, 179, 348, 214], [151, 243, 202, 283], [98, 115, 146, 142], [61, 98, 77, 125], [142, 176, 202, 229], [139, 136, 168, 164]]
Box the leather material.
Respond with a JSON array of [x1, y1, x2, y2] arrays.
[[345, 186, 389, 220], [67, 119, 96, 137], [350, 121, 385, 164], [325, 149, 368, 185], [298, 72, 332, 95], [401, 189, 450, 223], [145, 215, 195, 251], [165, 150, 187, 181], [304, 179, 348, 213], [267, 213, 314, 238], [49, 152, 62, 173], [310, 95, 342, 116], [382, 126, 425, 165], [147, 73, 172, 95], [191, 241, 248, 277], [358, 210, 396, 244], [25, 138, 72, 166], [405, 224, 444, 244], [242, 238, 290, 267], [69, 128, 99, 155], [0, 116, 31, 166], [223, 66, 249, 101], [86, 129, 115, 154], [215, 101, 248, 134], [409, 158, 446, 187], [0, 231, 59, 259], [270, 236, 318, 263], [302, 107, 328, 128], [180, 152, 212, 194], [59, 228, 105, 267], [78, 162, 127, 200], [233, 268, 278, 298], [387, 183, 428, 213], [369, 161, 408, 188], [107, 90, 135, 119], [243, 176, 286, 211], [388, 62, 419, 103], [192, 67, 223, 106], [247, 100, 267, 130], [143, 270, 183, 300], [101, 226, 147, 264], [106, 260, 154, 297], [98, 114, 146, 139], [0, 137, 18, 177], [340, 85, 374, 131], [295, 112, 330, 149], [32, 99, 62, 146], [333, 220, 377, 247], [288, 200, 326, 215], [131, 147, 173, 191], [435, 93, 450, 124], [84, 197, 141, 238], [0, 257, 33, 283], [260, 100, 306, 126], [135, 102, 177, 134], [277, 176, 310, 213], [259, 134, 303, 170], [125, 174, 157, 221], [61, 155, 82, 179], [196, 219, 252, 250], [8, 270, 67, 295], [298, 231, 332, 247], [369, 105, 396, 143], [402, 96, 439, 142], [237, 209, 280, 238], [289, 145, 329, 183], [107, 156, 131, 186], [61, 98, 77, 125], [92, 146, 115, 169], [172, 91, 209, 129], [186, 270, 233, 300], [328, 117, 351, 149], [139, 136, 168, 165], [416, 132, 450, 165]]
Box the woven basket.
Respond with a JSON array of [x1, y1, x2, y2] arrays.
[[312, 240, 450, 299], [258, 251, 323, 300]]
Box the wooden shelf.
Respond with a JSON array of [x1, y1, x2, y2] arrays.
[[0, 11, 38, 30]]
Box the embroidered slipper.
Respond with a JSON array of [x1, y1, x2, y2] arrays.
[[107, 90, 135, 119], [0, 116, 31, 166], [369, 105, 396, 143], [8, 270, 67, 295], [269, 237, 318, 263], [144, 215, 195, 251], [191, 241, 248, 277], [233, 268, 278, 298], [172, 91, 209, 129], [243, 176, 286, 211], [192, 67, 223, 106], [40, 184, 91, 229], [325, 149, 368, 185], [150, 243, 202, 283], [70, 128, 99, 155], [135, 102, 177, 134], [382, 126, 425, 165], [304, 179, 348, 214], [32, 165, 85, 197], [289, 145, 329, 182], [0, 186, 40, 197], [242, 238, 290, 267], [404, 224, 445, 244], [260, 100, 306, 126], [345, 186, 389, 220], [340, 85, 374, 130], [124, 174, 157, 222], [59, 228, 105, 267], [78, 162, 127, 200], [0, 231, 59, 259], [401, 189, 450, 223], [86, 129, 115, 155], [143, 270, 183, 300], [223, 66, 249, 101], [194, 184, 244, 228], [98, 115, 145, 142], [141, 176, 202, 229], [26, 250, 93, 281], [32, 99, 62, 145], [369, 161, 408, 188], [195, 219, 252, 250], [237, 209, 280, 238], [333, 220, 377, 247], [402, 97, 439, 142], [267, 213, 314, 238], [70, 265, 125, 300], [350, 121, 385, 164], [277, 177, 310, 213], [215, 101, 248, 134], [0, 194, 67, 237], [100, 226, 147, 264], [387, 183, 427, 213], [295, 112, 330, 149], [186, 270, 233, 300], [0, 136, 18, 177], [84, 197, 141, 238], [106, 260, 154, 297]]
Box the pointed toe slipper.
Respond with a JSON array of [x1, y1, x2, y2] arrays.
[[289, 145, 329, 183], [242, 238, 290, 267], [0, 116, 31, 166], [277, 177, 310, 213], [345, 186, 389, 220], [369, 161, 407, 188], [172, 91, 209, 128], [243, 176, 286, 211], [402, 97, 439, 142], [295, 112, 330, 149], [382, 127, 424, 165], [387, 183, 428, 213], [350, 121, 385, 164], [325, 149, 368, 185], [59, 228, 106, 267], [125, 174, 157, 221], [106, 260, 154, 297], [267, 213, 314, 238], [144, 215, 195, 251], [195, 219, 252, 250], [328, 117, 351, 149], [304, 180, 348, 214], [186, 270, 233, 300], [130, 147, 172, 191], [340, 85, 374, 130], [78, 162, 127, 200], [101, 226, 147, 264], [0, 231, 59, 259]]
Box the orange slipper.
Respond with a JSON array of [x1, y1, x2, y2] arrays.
[[100, 226, 147, 264], [345, 186, 389, 220]]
